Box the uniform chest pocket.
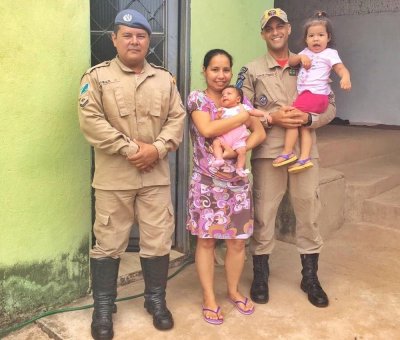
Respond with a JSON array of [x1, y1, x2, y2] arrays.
[[114, 87, 130, 117], [103, 86, 131, 119], [149, 91, 168, 121], [255, 73, 280, 108]]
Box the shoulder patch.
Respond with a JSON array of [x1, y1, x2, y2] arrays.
[[238, 66, 248, 75], [259, 95, 268, 106], [236, 66, 248, 89], [79, 96, 89, 108], [80, 83, 89, 95]]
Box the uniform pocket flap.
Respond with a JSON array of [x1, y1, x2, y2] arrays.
[[167, 204, 174, 216], [149, 92, 162, 117], [97, 213, 110, 226], [114, 87, 130, 117]]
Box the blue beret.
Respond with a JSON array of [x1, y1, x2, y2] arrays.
[[114, 9, 152, 35]]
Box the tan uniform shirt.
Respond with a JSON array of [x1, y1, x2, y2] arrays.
[[238, 52, 336, 160], [78, 57, 185, 190]]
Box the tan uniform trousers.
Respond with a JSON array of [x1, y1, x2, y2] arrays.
[[90, 186, 175, 259], [250, 158, 323, 255]]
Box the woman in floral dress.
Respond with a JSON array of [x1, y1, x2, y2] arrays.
[[186, 49, 266, 324]]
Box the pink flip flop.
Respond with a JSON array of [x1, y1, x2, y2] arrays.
[[202, 305, 223, 325], [229, 297, 255, 315]]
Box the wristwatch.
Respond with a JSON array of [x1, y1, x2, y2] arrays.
[[260, 112, 273, 128], [303, 113, 312, 126]]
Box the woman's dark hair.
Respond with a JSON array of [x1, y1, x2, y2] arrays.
[[223, 85, 244, 103], [303, 11, 335, 48], [203, 49, 233, 69]]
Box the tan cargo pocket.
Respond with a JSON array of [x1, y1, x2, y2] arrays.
[[96, 213, 110, 226], [167, 204, 174, 216], [163, 203, 175, 244], [253, 188, 262, 213]]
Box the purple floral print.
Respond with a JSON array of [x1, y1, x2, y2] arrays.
[[186, 90, 253, 239]]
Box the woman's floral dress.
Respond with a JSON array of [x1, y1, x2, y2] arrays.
[[186, 90, 253, 239]]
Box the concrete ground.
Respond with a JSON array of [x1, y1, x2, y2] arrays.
[[5, 222, 400, 340]]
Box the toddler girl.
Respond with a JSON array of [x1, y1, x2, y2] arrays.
[[273, 11, 351, 173]]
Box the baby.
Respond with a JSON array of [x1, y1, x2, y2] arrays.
[[212, 85, 265, 177]]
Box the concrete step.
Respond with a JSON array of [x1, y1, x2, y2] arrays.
[[331, 153, 400, 223], [317, 125, 400, 168], [362, 185, 400, 230], [318, 167, 345, 238], [276, 125, 400, 243]]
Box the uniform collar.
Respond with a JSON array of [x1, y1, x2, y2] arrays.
[[264, 51, 296, 69], [115, 56, 155, 76]]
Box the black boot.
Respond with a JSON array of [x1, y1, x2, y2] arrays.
[[250, 255, 269, 304], [300, 254, 329, 307], [140, 255, 174, 330], [90, 257, 120, 340]]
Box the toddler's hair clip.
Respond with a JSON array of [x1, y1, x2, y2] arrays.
[[315, 10, 328, 18]]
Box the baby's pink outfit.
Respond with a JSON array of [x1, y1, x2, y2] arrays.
[[217, 105, 250, 150]]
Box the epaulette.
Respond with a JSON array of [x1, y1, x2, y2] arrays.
[[150, 63, 172, 76], [150, 63, 176, 84], [81, 61, 112, 79]]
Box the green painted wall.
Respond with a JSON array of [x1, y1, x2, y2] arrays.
[[188, 0, 274, 180], [0, 0, 92, 328], [190, 0, 273, 90], [0, 0, 275, 330]]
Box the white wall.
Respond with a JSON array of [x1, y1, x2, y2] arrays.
[[329, 12, 399, 125]]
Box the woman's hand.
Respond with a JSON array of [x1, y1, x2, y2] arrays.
[[192, 109, 249, 139], [216, 108, 223, 120]]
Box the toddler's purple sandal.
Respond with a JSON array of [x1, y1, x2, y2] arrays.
[[272, 152, 297, 167], [288, 158, 314, 173]]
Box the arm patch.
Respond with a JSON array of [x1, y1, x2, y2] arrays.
[[236, 66, 248, 88]]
